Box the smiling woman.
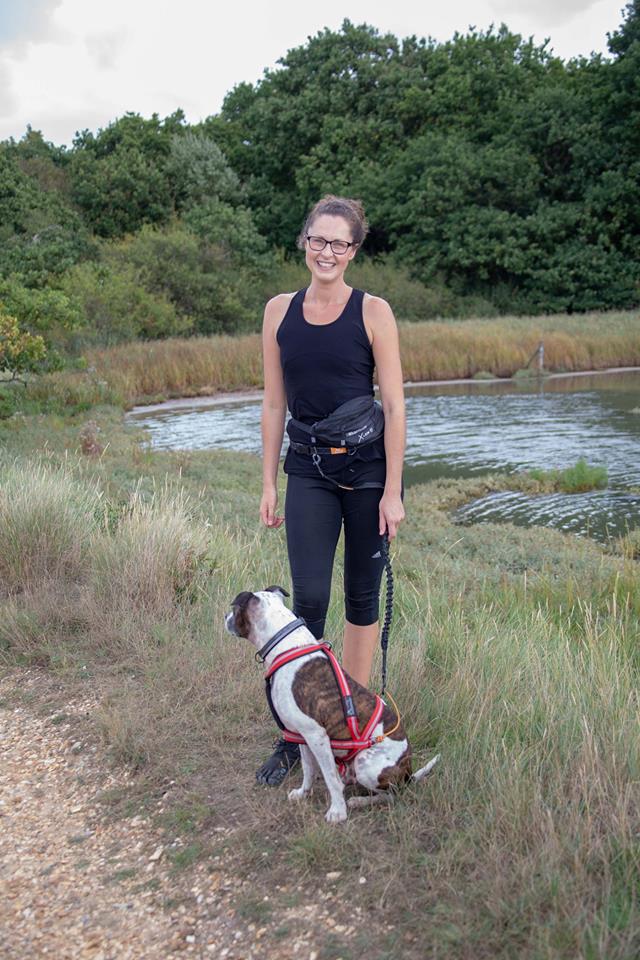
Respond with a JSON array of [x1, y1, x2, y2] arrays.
[[256, 193, 406, 786]]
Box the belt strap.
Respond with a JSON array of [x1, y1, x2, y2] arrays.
[[291, 441, 349, 456]]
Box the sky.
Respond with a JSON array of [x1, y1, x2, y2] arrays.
[[0, 0, 630, 147]]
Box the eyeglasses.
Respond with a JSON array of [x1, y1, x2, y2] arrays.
[[306, 235, 354, 255]]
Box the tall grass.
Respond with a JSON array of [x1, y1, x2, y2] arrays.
[[0, 457, 103, 590], [83, 310, 640, 407], [2, 310, 638, 415]]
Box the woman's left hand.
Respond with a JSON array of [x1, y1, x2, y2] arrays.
[[378, 492, 405, 540]]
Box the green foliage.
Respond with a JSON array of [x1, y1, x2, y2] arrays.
[[0, 146, 90, 287], [61, 260, 191, 345], [69, 112, 186, 238], [4, 7, 640, 327], [0, 308, 47, 380], [169, 131, 243, 208], [0, 277, 82, 335], [216, 16, 640, 313], [103, 222, 265, 334]]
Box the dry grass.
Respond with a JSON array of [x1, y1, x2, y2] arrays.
[[1, 414, 639, 958], [13, 308, 635, 411]]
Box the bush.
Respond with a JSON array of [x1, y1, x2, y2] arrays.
[[61, 260, 191, 345]]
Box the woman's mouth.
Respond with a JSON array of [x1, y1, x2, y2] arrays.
[[316, 260, 335, 270]]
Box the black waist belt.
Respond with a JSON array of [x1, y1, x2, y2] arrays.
[[291, 441, 352, 456]]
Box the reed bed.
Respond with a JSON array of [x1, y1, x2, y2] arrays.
[[1, 411, 638, 958], [84, 310, 640, 407]]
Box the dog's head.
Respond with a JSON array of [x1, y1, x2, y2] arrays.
[[224, 585, 291, 647]]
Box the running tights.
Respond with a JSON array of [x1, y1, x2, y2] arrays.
[[284, 474, 385, 640]]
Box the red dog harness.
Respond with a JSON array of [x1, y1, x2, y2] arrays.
[[264, 643, 385, 772]]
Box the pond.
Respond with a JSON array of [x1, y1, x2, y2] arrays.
[[126, 369, 640, 542]]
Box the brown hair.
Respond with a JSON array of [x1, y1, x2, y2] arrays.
[[297, 195, 369, 251]]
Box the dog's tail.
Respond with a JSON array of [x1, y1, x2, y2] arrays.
[[411, 753, 441, 783]]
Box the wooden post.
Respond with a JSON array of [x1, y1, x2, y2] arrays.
[[538, 341, 544, 374]]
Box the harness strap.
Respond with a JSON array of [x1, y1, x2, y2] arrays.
[[265, 643, 387, 768]]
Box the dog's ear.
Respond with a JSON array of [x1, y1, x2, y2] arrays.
[[229, 591, 260, 639], [264, 585, 290, 599], [230, 591, 258, 608]]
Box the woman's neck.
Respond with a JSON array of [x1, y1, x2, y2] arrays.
[[305, 279, 352, 306]]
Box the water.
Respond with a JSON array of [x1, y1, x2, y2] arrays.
[[126, 370, 640, 542]]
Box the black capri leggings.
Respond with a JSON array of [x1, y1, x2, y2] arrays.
[[284, 474, 386, 640]]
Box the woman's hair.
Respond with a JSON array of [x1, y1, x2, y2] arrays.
[[297, 195, 369, 250]]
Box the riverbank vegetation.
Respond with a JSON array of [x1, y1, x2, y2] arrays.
[[2, 309, 639, 416], [1, 408, 638, 958]]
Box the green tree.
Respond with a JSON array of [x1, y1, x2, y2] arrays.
[[0, 308, 46, 382], [69, 112, 186, 237]]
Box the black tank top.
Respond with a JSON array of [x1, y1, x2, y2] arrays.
[[277, 287, 386, 483]]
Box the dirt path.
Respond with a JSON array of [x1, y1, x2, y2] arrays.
[[0, 671, 331, 960]]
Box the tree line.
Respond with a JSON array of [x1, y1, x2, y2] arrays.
[[1, 3, 639, 372]]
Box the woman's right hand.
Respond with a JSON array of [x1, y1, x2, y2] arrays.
[[260, 485, 285, 528]]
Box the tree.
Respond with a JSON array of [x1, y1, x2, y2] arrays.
[[69, 112, 186, 237], [0, 308, 46, 383]]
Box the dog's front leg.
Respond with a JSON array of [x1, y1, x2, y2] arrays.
[[303, 729, 347, 823], [287, 745, 318, 803]]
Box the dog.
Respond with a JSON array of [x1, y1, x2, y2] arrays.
[[225, 585, 439, 823]]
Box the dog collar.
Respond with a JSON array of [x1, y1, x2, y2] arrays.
[[255, 617, 307, 663]]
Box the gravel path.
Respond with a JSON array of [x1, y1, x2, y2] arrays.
[[0, 671, 334, 960]]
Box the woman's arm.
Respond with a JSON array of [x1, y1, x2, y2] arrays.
[[365, 295, 406, 539], [260, 295, 290, 527]]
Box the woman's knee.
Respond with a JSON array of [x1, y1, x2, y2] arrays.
[[344, 583, 381, 626], [292, 580, 331, 640]]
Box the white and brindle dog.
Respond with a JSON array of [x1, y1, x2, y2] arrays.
[[225, 586, 440, 823]]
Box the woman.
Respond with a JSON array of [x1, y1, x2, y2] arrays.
[[257, 195, 406, 785]]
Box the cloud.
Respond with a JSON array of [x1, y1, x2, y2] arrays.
[[0, 0, 626, 147], [85, 29, 127, 71], [0, 0, 65, 51], [0, 61, 18, 117], [488, 0, 600, 30]]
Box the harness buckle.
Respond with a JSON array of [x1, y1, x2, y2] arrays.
[[311, 447, 321, 467]]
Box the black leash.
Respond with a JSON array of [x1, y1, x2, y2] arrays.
[[380, 531, 394, 695]]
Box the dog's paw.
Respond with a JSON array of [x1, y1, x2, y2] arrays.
[[287, 787, 308, 803], [325, 804, 347, 824]]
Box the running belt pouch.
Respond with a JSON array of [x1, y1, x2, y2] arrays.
[[289, 396, 384, 448]]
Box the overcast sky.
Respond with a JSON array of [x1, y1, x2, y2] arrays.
[[0, 0, 629, 147]]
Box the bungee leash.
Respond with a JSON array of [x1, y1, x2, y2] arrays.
[[380, 531, 394, 696]]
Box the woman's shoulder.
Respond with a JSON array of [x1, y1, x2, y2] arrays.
[[361, 292, 396, 343], [362, 291, 393, 313], [264, 291, 300, 336], [265, 290, 298, 314]]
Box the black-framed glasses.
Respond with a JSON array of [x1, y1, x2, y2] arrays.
[[306, 235, 354, 255]]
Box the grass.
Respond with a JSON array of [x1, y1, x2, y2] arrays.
[[529, 458, 609, 493], [1, 406, 639, 958], [1, 308, 639, 415]]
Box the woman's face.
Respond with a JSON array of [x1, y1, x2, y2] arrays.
[[304, 214, 357, 284]]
